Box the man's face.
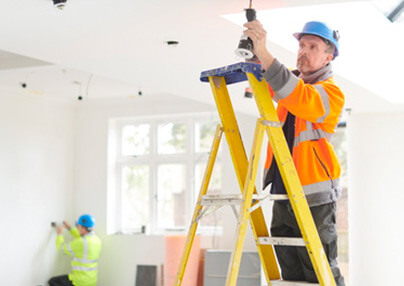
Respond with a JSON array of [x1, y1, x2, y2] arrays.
[[297, 34, 333, 76], [77, 224, 88, 236]]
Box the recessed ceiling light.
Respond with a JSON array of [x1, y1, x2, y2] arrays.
[[166, 41, 179, 47], [52, 0, 67, 10]]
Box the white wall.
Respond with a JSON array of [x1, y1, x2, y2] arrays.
[[4, 87, 403, 286], [0, 93, 75, 285], [348, 112, 404, 286], [72, 94, 264, 285]]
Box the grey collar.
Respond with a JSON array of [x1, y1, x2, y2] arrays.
[[84, 231, 95, 237], [296, 63, 334, 84]]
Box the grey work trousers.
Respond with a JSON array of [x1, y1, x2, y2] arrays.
[[48, 275, 73, 286], [270, 202, 345, 286]]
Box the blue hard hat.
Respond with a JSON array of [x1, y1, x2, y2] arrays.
[[77, 214, 95, 228], [293, 21, 340, 59]]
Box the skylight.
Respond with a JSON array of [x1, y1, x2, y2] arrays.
[[373, 0, 404, 23], [223, 1, 404, 104]]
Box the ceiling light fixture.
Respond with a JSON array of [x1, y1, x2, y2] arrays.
[[52, 0, 67, 10], [235, 0, 256, 60], [166, 41, 179, 47], [73, 81, 83, 101]]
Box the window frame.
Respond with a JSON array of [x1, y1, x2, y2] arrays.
[[107, 112, 222, 235]]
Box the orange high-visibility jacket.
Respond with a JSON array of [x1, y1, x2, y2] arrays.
[[262, 59, 345, 206]]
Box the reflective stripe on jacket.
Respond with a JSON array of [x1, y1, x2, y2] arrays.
[[56, 227, 102, 286], [262, 59, 345, 206]]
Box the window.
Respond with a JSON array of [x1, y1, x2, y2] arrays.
[[108, 114, 222, 235]]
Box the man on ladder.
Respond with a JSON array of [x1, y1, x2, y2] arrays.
[[243, 20, 345, 285]]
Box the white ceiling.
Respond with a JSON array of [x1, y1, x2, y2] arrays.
[[0, 50, 145, 101], [0, 0, 403, 113]]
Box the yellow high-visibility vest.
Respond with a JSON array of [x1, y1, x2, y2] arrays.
[[56, 227, 102, 286]]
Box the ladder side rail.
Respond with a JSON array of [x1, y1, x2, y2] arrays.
[[208, 76, 281, 281], [247, 73, 336, 286], [225, 119, 266, 286], [174, 125, 223, 286], [209, 76, 249, 189]]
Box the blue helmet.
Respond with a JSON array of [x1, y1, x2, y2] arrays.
[[77, 214, 95, 228], [293, 21, 340, 59]]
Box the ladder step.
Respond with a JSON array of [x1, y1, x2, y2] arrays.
[[201, 194, 243, 206], [258, 237, 306, 246], [269, 280, 319, 285], [252, 194, 289, 201], [201, 193, 289, 207], [267, 194, 289, 200]]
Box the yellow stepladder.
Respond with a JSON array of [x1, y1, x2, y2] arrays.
[[174, 62, 336, 286], [174, 124, 223, 286]]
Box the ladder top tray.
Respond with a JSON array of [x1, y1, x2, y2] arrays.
[[200, 62, 263, 85]]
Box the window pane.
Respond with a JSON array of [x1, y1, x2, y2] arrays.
[[121, 165, 149, 229], [122, 124, 150, 156], [195, 161, 222, 194], [157, 122, 186, 154], [195, 121, 217, 153], [194, 161, 222, 226], [157, 164, 186, 228]]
